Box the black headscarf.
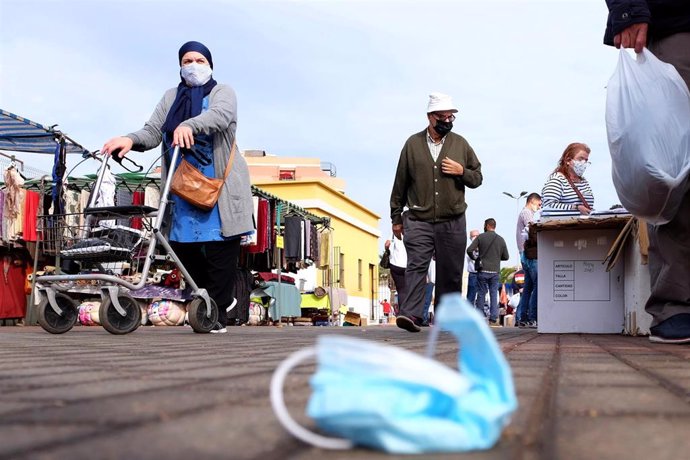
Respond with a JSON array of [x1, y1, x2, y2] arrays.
[[161, 41, 218, 138]]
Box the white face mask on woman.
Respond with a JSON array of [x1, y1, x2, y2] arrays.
[[572, 159, 589, 177], [180, 63, 213, 87]]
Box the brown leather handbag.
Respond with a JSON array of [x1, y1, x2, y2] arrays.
[[170, 141, 236, 211]]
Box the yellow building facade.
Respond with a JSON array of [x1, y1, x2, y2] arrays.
[[245, 152, 382, 320]]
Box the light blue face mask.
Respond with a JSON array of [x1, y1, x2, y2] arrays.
[[270, 293, 518, 454]]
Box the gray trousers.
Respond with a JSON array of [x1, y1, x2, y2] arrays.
[[645, 33, 690, 326], [401, 213, 466, 320]]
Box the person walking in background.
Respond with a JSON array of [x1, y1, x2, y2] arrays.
[[604, 0, 690, 344], [421, 255, 436, 326], [385, 236, 407, 315], [515, 193, 541, 328], [390, 92, 483, 332], [541, 143, 594, 214], [467, 218, 509, 326], [102, 41, 255, 334], [380, 299, 392, 319], [465, 229, 480, 309]]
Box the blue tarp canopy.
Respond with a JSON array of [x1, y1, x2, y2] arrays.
[[0, 109, 90, 155]]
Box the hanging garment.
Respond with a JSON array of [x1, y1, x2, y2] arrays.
[[130, 190, 145, 229], [310, 223, 319, 264], [79, 189, 90, 227], [0, 190, 4, 241], [95, 168, 117, 227], [248, 198, 269, 253], [0, 254, 28, 319], [9, 189, 26, 241], [4, 168, 24, 240], [144, 184, 161, 229], [247, 196, 259, 246], [319, 230, 331, 268], [304, 221, 311, 260], [284, 216, 303, 261], [116, 188, 133, 226], [22, 190, 40, 242], [3, 167, 24, 221], [64, 189, 81, 231]]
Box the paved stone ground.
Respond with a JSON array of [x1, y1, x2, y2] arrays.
[[1, 325, 689, 460]]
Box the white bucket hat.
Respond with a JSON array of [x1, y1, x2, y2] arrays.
[[427, 92, 458, 113]]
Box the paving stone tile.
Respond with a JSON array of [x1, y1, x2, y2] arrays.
[[555, 415, 690, 460], [0, 423, 100, 459], [560, 371, 656, 386], [557, 384, 690, 414]]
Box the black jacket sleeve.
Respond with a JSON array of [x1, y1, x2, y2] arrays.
[[603, 0, 651, 46]]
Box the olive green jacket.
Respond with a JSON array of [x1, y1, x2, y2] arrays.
[[390, 129, 482, 225]]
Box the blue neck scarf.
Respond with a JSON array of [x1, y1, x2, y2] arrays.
[[161, 77, 217, 137]]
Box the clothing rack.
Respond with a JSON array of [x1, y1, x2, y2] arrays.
[[251, 185, 330, 228]]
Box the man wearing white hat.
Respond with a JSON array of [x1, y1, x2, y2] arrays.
[[389, 92, 483, 332]]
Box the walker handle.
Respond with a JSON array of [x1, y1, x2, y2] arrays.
[[109, 148, 144, 173]]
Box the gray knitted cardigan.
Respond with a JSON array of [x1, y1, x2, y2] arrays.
[[125, 84, 254, 239]]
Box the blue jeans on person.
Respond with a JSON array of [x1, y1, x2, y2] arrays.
[[517, 252, 538, 323], [422, 282, 434, 323], [477, 272, 500, 322], [467, 272, 479, 309]]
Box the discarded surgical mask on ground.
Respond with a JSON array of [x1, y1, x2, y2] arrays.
[[606, 47, 690, 225], [270, 293, 517, 454]]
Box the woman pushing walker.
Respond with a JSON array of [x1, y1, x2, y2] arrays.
[[102, 41, 254, 334]]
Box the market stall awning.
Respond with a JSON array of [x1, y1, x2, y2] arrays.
[[0, 109, 90, 155]]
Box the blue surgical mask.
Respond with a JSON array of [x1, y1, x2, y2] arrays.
[[270, 293, 518, 454], [180, 63, 212, 87]]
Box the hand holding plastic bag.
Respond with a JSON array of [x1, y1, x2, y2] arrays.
[[270, 293, 517, 454], [606, 48, 690, 225]]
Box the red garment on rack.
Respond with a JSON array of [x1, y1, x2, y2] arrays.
[[130, 191, 145, 229], [22, 190, 40, 242], [248, 198, 269, 253], [0, 256, 28, 319]]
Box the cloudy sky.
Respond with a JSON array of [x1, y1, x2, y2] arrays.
[[0, 0, 622, 265]]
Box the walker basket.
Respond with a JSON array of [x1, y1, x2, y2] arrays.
[[38, 210, 148, 263]]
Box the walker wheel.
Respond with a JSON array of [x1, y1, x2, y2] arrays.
[[37, 293, 78, 334], [99, 292, 142, 335], [187, 297, 218, 333]]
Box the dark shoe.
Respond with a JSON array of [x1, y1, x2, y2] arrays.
[[210, 322, 227, 334], [517, 321, 529, 328], [396, 315, 421, 333], [649, 314, 690, 344], [489, 320, 502, 328]]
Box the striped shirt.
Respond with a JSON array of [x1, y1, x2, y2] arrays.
[[426, 130, 446, 162], [541, 172, 594, 211]]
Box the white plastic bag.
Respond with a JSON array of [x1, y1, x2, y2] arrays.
[[606, 48, 690, 225]]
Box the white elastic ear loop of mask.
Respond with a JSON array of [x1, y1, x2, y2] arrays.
[[270, 347, 353, 450]]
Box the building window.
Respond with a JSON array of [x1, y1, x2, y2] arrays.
[[358, 259, 362, 291], [279, 169, 296, 181]]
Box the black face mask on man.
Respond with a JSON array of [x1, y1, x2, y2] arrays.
[[433, 120, 453, 137]]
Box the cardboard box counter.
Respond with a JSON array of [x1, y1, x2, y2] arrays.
[[536, 217, 629, 334]]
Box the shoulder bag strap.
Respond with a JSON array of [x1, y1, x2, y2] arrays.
[[221, 139, 237, 181], [564, 175, 591, 210]]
